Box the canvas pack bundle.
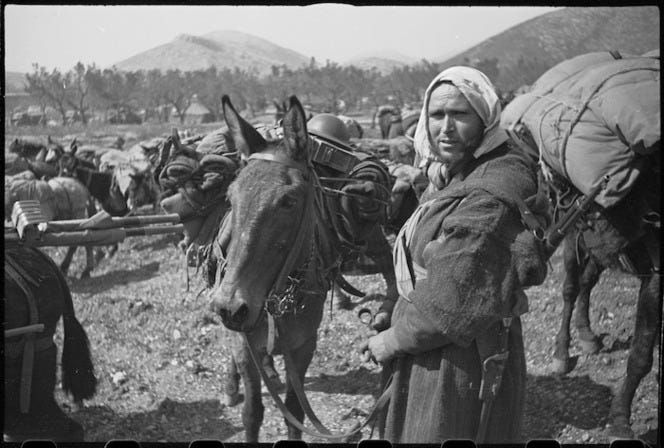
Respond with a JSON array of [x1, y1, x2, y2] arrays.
[[501, 51, 660, 208]]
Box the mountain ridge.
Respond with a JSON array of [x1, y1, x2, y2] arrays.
[[435, 6, 660, 92]]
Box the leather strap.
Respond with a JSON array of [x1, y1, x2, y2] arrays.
[[244, 331, 393, 441]]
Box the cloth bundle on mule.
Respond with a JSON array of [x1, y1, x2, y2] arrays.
[[501, 50, 660, 208], [361, 66, 549, 443], [158, 126, 241, 265]]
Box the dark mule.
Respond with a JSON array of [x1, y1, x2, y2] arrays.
[[9, 136, 61, 161], [209, 95, 389, 441], [547, 156, 660, 439], [57, 140, 131, 258], [58, 143, 131, 213], [7, 136, 62, 178], [4, 247, 97, 441]]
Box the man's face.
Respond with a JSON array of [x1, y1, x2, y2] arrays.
[[427, 83, 485, 173]]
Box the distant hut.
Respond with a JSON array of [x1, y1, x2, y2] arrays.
[[184, 95, 215, 124], [26, 106, 45, 125]]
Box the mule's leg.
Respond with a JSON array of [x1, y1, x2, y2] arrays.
[[59, 246, 77, 277], [552, 237, 581, 374], [262, 353, 284, 391], [107, 243, 119, 257], [333, 281, 354, 310], [223, 354, 242, 407], [284, 337, 316, 440], [574, 257, 603, 354], [607, 273, 660, 439], [236, 342, 264, 443], [80, 246, 94, 279]]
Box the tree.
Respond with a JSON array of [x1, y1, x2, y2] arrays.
[[64, 62, 95, 125], [25, 64, 69, 125]]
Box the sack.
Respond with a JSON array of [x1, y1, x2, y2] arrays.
[[502, 51, 660, 208]]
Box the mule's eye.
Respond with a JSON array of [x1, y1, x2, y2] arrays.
[[279, 195, 297, 209]]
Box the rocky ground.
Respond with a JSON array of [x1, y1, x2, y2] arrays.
[[37, 231, 659, 445]]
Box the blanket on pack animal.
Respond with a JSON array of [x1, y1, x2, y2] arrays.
[[128, 137, 168, 168], [98, 148, 152, 174], [158, 126, 241, 249], [5, 176, 57, 220], [501, 50, 660, 208]]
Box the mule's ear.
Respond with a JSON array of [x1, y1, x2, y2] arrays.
[[282, 95, 309, 161], [222, 95, 266, 157]]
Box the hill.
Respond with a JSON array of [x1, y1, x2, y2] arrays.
[[114, 29, 311, 75], [436, 6, 660, 92], [342, 56, 409, 74]]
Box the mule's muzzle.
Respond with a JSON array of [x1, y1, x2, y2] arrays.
[[210, 291, 251, 332]]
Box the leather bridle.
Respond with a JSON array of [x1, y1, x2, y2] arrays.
[[225, 151, 393, 440]]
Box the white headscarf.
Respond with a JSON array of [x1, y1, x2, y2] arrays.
[[414, 66, 508, 186]]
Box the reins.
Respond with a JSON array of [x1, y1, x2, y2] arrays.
[[244, 329, 393, 441]]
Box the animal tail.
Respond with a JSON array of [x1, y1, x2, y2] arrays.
[[46, 251, 97, 401]]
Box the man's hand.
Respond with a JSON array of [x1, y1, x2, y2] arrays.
[[371, 310, 391, 332], [359, 333, 391, 363]]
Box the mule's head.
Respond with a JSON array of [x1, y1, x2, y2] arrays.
[[8, 138, 21, 154], [210, 94, 312, 332], [57, 139, 80, 176], [45, 137, 72, 165]]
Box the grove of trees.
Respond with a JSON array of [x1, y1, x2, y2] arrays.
[[21, 56, 502, 126]]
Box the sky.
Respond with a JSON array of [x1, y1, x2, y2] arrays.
[[3, 4, 561, 73]]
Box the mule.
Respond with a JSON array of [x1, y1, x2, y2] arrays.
[[9, 135, 61, 161], [209, 95, 391, 441], [376, 105, 403, 139], [5, 174, 97, 279], [546, 156, 660, 440], [7, 136, 62, 178], [56, 142, 134, 259], [57, 141, 140, 217], [4, 246, 97, 441]]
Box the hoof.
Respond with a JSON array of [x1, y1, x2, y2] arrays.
[[223, 392, 243, 407], [606, 423, 635, 441], [551, 357, 571, 375], [578, 338, 601, 354]]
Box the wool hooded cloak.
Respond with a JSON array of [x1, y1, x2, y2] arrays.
[[373, 67, 548, 443]]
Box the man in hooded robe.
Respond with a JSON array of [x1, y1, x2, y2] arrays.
[[360, 66, 549, 443]]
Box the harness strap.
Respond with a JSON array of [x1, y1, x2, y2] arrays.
[[244, 331, 393, 441]]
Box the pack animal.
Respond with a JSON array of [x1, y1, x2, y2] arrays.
[[209, 95, 392, 441], [5, 174, 97, 279], [4, 247, 97, 441], [376, 105, 403, 139], [7, 136, 61, 178], [501, 49, 660, 439], [547, 160, 660, 440], [56, 141, 136, 258]]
